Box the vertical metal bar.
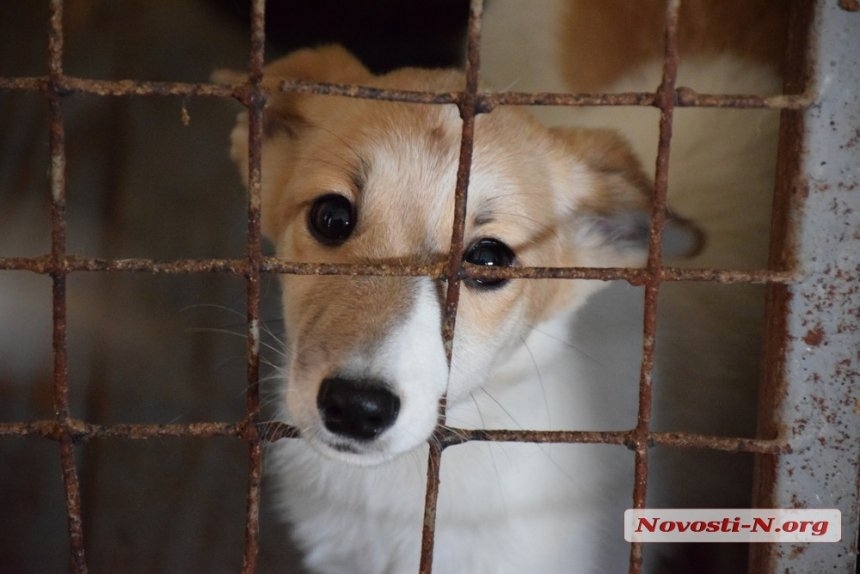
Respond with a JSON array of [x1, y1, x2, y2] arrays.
[[628, 1, 681, 572], [419, 1, 485, 572], [241, 1, 266, 572], [418, 439, 443, 574], [48, 0, 68, 427], [46, 0, 88, 572], [750, 1, 813, 570], [752, 2, 860, 572], [440, 0, 483, 353]]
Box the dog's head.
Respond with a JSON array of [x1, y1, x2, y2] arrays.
[[223, 46, 702, 465]]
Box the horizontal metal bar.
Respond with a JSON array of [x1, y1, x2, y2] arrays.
[[482, 88, 813, 110], [0, 420, 786, 455], [0, 75, 235, 98], [674, 86, 815, 109], [0, 75, 813, 112], [0, 420, 247, 441], [0, 255, 797, 284], [0, 256, 248, 274]]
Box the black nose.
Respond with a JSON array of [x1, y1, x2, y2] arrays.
[[317, 377, 400, 441]]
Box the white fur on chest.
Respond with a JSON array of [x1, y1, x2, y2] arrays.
[[269, 284, 643, 574]]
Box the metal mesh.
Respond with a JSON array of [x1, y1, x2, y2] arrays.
[[0, 1, 857, 573]]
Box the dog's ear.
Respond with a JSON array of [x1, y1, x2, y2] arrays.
[[256, 45, 372, 136], [217, 46, 372, 238], [261, 44, 370, 85], [214, 45, 371, 136], [551, 127, 704, 266]]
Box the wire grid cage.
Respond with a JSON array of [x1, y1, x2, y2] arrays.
[[0, 0, 857, 572]]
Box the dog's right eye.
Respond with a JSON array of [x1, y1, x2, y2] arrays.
[[463, 238, 515, 289], [308, 194, 355, 245]]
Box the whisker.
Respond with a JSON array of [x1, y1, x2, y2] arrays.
[[186, 326, 287, 359], [525, 322, 605, 367], [519, 333, 552, 426]]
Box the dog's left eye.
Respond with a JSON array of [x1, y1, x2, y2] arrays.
[[308, 193, 355, 245], [463, 238, 515, 289]]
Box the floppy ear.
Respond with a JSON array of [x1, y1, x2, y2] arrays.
[[254, 45, 371, 136], [551, 127, 704, 265], [215, 45, 372, 238], [214, 44, 371, 136]]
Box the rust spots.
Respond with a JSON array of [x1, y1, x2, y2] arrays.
[[802, 325, 826, 347], [838, 0, 860, 12]]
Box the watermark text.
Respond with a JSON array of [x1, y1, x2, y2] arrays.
[[624, 509, 841, 543]]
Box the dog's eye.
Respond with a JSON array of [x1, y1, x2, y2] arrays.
[[463, 238, 515, 289], [308, 194, 355, 245]]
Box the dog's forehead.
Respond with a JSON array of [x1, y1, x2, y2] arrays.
[[359, 107, 557, 228], [296, 98, 568, 257], [355, 107, 460, 245]]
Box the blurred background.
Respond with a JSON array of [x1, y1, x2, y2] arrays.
[[0, 1, 469, 572]]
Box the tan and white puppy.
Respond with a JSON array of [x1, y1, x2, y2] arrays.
[[225, 43, 701, 572], [225, 0, 785, 570]]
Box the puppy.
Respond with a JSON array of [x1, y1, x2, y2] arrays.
[[225, 41, 704, 573]]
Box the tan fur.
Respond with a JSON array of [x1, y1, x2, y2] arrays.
[[559, 0, 789, 90], [221, 1, 788, 569], [552, 128, 654, 215], [226, 46, 701, 414]]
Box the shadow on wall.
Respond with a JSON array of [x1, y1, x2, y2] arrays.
[[0, 1, 468, 572]]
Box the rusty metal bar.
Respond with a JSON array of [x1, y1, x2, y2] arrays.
[[0, 418, 789, 455], [418, 1, 486, 572], [459, 264, 796, 285], [277, 78, 462, 105], [426, 427, 789, 455], [480, 88, 814, 111], [239, 0, 267, 572], [751, 0, 814, 568], [672, 87, 814, 109], [441, 0, 482, 360], [0, 255, 799, 286], [44, 0, 88, 572], [628, 1, 682, 572], [418, 439, 443, 574], [751, 1, 860, 573], [0, 420, 247, 440], [0, 256, 249, 274], [1, 74, 816, 116], [0, 75, 236, 98]]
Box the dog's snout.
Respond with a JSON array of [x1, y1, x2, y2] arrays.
[[317, 377, 400, 441]]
